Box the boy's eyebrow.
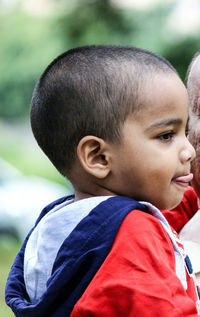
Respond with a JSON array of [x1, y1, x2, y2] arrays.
[[146, 118, 183, 132]]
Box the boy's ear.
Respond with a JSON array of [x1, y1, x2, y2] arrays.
[[77, 136, 111, 179]]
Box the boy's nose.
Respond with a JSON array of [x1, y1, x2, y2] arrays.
[[180, 138, 196, 164]]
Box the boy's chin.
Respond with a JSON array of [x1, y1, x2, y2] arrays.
[[165, 197, 184, 211], [158, 194, 184, 211]]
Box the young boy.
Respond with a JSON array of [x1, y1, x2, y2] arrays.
[[5, 45, 200, 316]]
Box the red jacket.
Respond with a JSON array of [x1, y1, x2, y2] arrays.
[[71, 187, 200, 316]]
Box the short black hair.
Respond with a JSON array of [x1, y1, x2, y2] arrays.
[[31, 45, 177, 177]]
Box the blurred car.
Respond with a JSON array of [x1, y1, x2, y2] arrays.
[[0, 158, 71, 240]]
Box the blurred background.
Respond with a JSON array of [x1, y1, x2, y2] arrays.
[[1, 0, 200, 315]]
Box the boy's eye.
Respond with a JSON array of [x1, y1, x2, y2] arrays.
[[158, 132, 175, 141]]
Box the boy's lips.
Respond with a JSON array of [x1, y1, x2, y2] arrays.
[[172, 173, 193, 188]]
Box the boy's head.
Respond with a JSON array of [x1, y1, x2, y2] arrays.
[[31, 45, 175, 176], [186, 51, 200, 197], [31, 45, 195, 208]]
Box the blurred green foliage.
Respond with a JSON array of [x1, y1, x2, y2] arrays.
[[164, 37, 200, 83], [0, 0, 199, 120], [57, 0, 137, 47], [0, 10, 63, 120], [0, 239, 21, 316], [0, 120, 69, 185]]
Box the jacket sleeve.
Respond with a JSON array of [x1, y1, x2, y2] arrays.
[[162, 186, 199, 232], [71, 210, 198, 317]]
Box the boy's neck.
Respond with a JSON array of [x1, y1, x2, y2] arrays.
[[74, 187, 116, 202]]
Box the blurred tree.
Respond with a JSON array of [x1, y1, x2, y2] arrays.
[[0, 10, 62, 120], [164, 37, 200, 81], [57, 0, 136, 48]]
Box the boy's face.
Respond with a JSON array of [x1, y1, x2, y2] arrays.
[[108, 73, 195, 210]]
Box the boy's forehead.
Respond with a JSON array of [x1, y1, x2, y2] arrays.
[[136, 71, 183, 100], [129, 72, 188, 122], [145, 72, 186, 100]]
